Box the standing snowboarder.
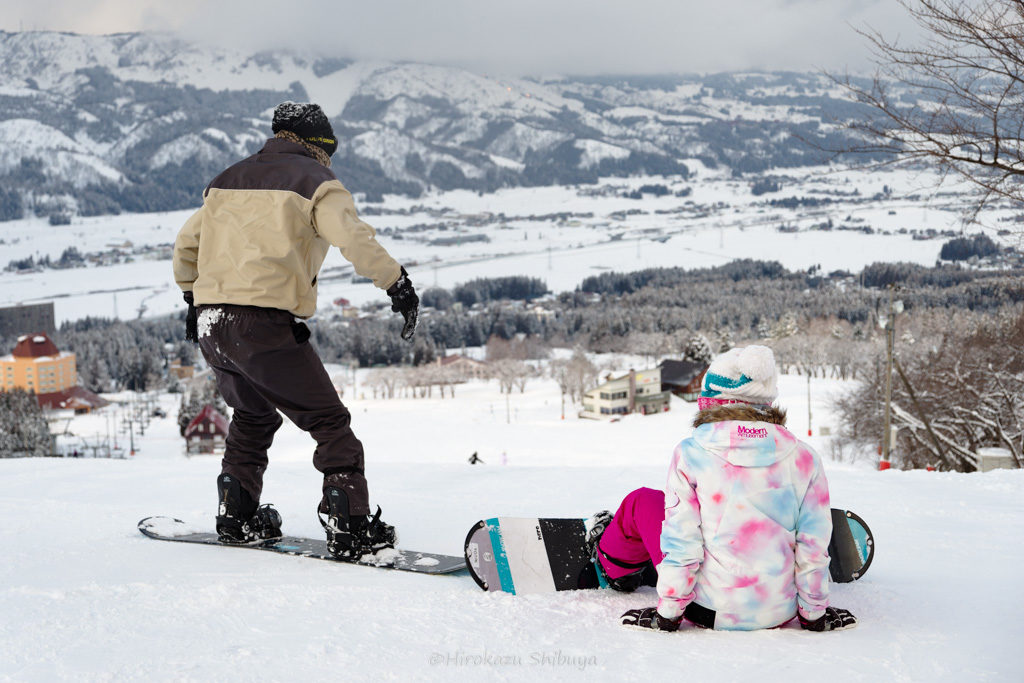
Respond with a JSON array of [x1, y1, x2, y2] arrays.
[[172, 102, 419, 561]]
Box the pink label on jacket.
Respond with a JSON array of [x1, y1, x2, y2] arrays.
[[737, 425, 768, 439]]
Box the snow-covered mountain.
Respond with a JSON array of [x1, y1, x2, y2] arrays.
[[0, 31, 880, 219]]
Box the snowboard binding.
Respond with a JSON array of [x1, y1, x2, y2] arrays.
[[215, 474, 283, 544], [319, 487, 397, 562]]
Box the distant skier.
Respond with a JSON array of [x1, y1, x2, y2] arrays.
[[590, 346, 856, 632], [172, 102, 419, 561], [468, 452, 484, 465]]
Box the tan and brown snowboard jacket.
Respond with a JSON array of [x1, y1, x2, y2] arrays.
[[173, 138, 401, 318]]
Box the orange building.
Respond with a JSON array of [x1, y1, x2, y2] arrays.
[[1, 333, 77, 394]]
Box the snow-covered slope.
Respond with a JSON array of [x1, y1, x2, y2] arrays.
[[2, 373, 1021, 680], [0, 31, 312, 93], [0, 118, 124, 186]]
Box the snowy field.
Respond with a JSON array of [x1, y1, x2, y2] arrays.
[[2, 372, 1022, 681], [0, 165, 1001, 325]]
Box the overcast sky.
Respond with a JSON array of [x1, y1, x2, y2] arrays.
[[1, 0, 920, 75]]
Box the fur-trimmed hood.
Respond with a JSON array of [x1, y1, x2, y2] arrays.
[[692, 404, 787, 428], [690, 405, 795, 467]]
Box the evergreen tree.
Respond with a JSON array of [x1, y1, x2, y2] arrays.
[[939, 234, 1000, 261], [0, 389, 52, 457], [683, 334, 714, 364]]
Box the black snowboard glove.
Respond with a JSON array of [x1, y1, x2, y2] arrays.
[[183, 291, 198, 344], [386, 266, 418, 342], [798, 607, 857, 632], [620, 607, 683, 632]]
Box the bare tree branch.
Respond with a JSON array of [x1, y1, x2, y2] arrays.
[[831, 0, 1024, 224]]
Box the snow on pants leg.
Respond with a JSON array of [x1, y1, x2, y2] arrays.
[[197, 305, 371, 514], [596, 487, 667, 580]]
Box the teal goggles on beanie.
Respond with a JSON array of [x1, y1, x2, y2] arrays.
[[697, 345, 779, 410], [272, 101, 338, 156]]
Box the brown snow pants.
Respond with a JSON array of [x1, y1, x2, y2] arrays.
[[196, 304, 370, 514]]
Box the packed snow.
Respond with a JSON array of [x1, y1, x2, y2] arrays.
[[2, 371, 1021, 681]]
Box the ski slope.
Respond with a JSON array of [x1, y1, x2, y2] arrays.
[[2, 373, 1021, 681]]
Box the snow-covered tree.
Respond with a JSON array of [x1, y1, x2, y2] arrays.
[[365, 368, 402, 399], [0, 389, 52, 457], [833, 312, 1024, 471], [714, 327, 735, 353], [772, 312, 800, 340], [491, 359, 532, 394], [486, 334, 550, 361], [549, 348, 599, 406], [683, 333, 714, 365], [626, 331, 670, 366]]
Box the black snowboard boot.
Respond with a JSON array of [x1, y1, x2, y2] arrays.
[[585, 509, 654, 592], [216, 473, 283, 544], [584, 509, 614, 558], [318, 486, 397, 561]]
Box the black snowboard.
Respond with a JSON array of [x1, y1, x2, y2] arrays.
[[139, 516, 466, 574], [465, 508, 874, 594]]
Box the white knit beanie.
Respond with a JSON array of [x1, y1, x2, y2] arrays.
[[697, 345, 778, 409]]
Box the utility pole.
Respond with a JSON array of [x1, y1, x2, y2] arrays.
[[121, 407, 136, 457], [352, 360, 358, 400], [807, 374, 812, 437], [882, 286, 903, 464], [883, 287, 894, 463]]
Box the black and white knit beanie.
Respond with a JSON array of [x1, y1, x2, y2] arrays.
[[271, 102, 338, 156]]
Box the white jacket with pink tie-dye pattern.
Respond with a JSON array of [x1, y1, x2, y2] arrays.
[[656, 406, 832, 630]]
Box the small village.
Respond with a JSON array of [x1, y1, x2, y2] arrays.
[[0, 299, 717, 460]]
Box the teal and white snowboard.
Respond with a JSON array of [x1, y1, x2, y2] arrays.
[[465, 509, 873, 594], [464, 517, 604, 594]]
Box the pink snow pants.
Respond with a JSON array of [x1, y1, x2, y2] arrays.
[[596, 487, 667, 580]]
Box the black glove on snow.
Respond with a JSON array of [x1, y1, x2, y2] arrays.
[[386, 266, 418, 342], [798, 607, 857, 632], [183, 291, 198, 344], [620, 607, 683, 632]]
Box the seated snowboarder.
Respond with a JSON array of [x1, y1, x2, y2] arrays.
[[172, 102, 419, 561], [589, 345, 856, 632]]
